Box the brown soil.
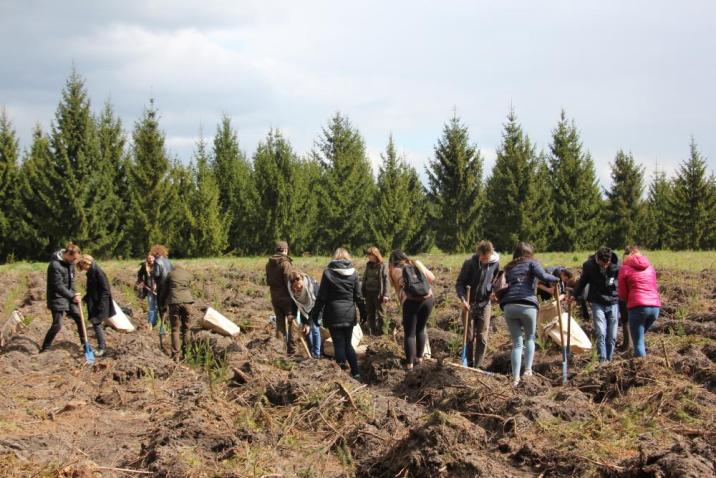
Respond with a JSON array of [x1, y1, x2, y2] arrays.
[[0, 262, 714, 477]]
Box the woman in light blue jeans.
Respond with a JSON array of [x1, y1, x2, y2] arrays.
[[504, 304, 538, 383], [499, 242, 559, 387]]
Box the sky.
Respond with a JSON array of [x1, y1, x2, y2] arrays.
[[1, 0, 715, 188]]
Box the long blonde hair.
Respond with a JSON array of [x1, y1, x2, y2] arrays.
[[366, 246, 384, 264]]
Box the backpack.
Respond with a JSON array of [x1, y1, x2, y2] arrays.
[[402, 263, 430, 299], [491, 270, 509, 301]]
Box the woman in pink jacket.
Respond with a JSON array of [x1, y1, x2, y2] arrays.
[[618, 246, 661, 357]]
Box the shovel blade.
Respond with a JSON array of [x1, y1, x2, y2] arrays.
[[84, 343, 95, 365]]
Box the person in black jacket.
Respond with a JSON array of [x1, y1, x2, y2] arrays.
[[309, 248, 366, 379], [77, 255, 115, 356], [570, 247, 620, 363], [455, 240, 500, 369], [40, 243, 86, 353]]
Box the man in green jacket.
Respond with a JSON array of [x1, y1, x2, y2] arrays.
[[159, 263, 195, 361]]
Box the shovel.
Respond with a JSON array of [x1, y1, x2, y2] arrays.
[[77, 301, 95, 365], [460, 286, 472, 367], [553, 284, 567, 385], [567, 300, 573, 369]]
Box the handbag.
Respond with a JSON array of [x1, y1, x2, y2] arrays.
[[491, 270, 509, 301]]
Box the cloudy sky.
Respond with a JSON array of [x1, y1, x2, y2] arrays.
[[1, 1, 714, 187]]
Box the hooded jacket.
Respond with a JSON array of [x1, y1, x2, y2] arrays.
[[618, 255, 661, 310], [84, 262, 116, 321], [573, 252, 620, 305], [310, 259, 367, 328], [266, 253, 293, 305], [46, 250, 76, 311], [455, 253, 500, 305], [499, 259, 559, 309]]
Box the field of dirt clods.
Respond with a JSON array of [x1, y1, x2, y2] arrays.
[[0, 256, 714, 477]]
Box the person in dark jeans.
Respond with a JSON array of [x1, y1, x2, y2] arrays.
[[389, 250, 436, 370], [77, 255, 115, 356], [571, 247, 621, 363], [40, 243, 86, 353], [455, 240, 500, 369], [310, 248, 366, 379], [159, 264, 196, 361]]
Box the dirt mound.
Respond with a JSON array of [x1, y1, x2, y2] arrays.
[[357, 411, 525, 478], [574, 358, 665, 402], [672, 344, 716, 391], [616, 438, 716, 478]]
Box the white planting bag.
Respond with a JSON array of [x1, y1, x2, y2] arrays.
[[201, 307, 240, 337], [543, 312, 592, 353], [539, 300, 592, 352], [106, 300, 135, 332], [321, 323, 363, 357]]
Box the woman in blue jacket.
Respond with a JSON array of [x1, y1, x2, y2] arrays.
[[499, 242, 558, 387]]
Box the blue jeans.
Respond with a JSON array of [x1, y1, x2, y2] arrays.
[[147, 293, 158, 327], [307, 321, 321, 358], [504, 304, 537, 380], [628, 307, 659, 357], [591, 302, 619, 362]]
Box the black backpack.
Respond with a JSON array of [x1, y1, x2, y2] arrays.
[[402, 263, 430, 299]]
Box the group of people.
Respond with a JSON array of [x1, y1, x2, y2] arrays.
[[41, 242, 197, 362], [40, 238, 662, 387], [268, 240, 662, 387]]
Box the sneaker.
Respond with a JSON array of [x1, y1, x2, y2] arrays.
[[405, 363, 414, 371], [511, 378, 520, 388], [523, 370, 533, 377], [351, 373, 361, 380], [95, 349, 106, 357]]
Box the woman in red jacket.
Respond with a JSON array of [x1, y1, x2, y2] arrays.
[[618, 246, 661, 357]]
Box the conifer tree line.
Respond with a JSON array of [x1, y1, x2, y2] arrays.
[[1, 71, 715, 262]]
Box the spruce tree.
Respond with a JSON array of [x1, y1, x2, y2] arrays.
[[17, 126, 56, 257], [482, 111, 548, 252], [426, 113, 484, 253], [603, 150, 644, 249], [211, 115, 256, 254], [313, 113, 374, 253], [665, 139, 716, 250], [48, 70, 119, 255], [0, 108, 19, 260], [89, 100, 126, 257], [189, 136, 228, 257], [547, 111, 603, 251], [127, 99, 176, 257], [642, 170, 672, 250], [166, 160, 196, 258], [371, 135, 431, 254], [290, 156, 321, 254], [253, 129, 317, 254]]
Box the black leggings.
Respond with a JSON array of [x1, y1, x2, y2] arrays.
[[329, 326, 359, 376], [402, 297, 434, 365]]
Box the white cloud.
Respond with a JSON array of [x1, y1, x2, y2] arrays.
[[0, 0, 714, 187]]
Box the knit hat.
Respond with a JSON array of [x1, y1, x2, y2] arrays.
[[275, 241, 288, 252]]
